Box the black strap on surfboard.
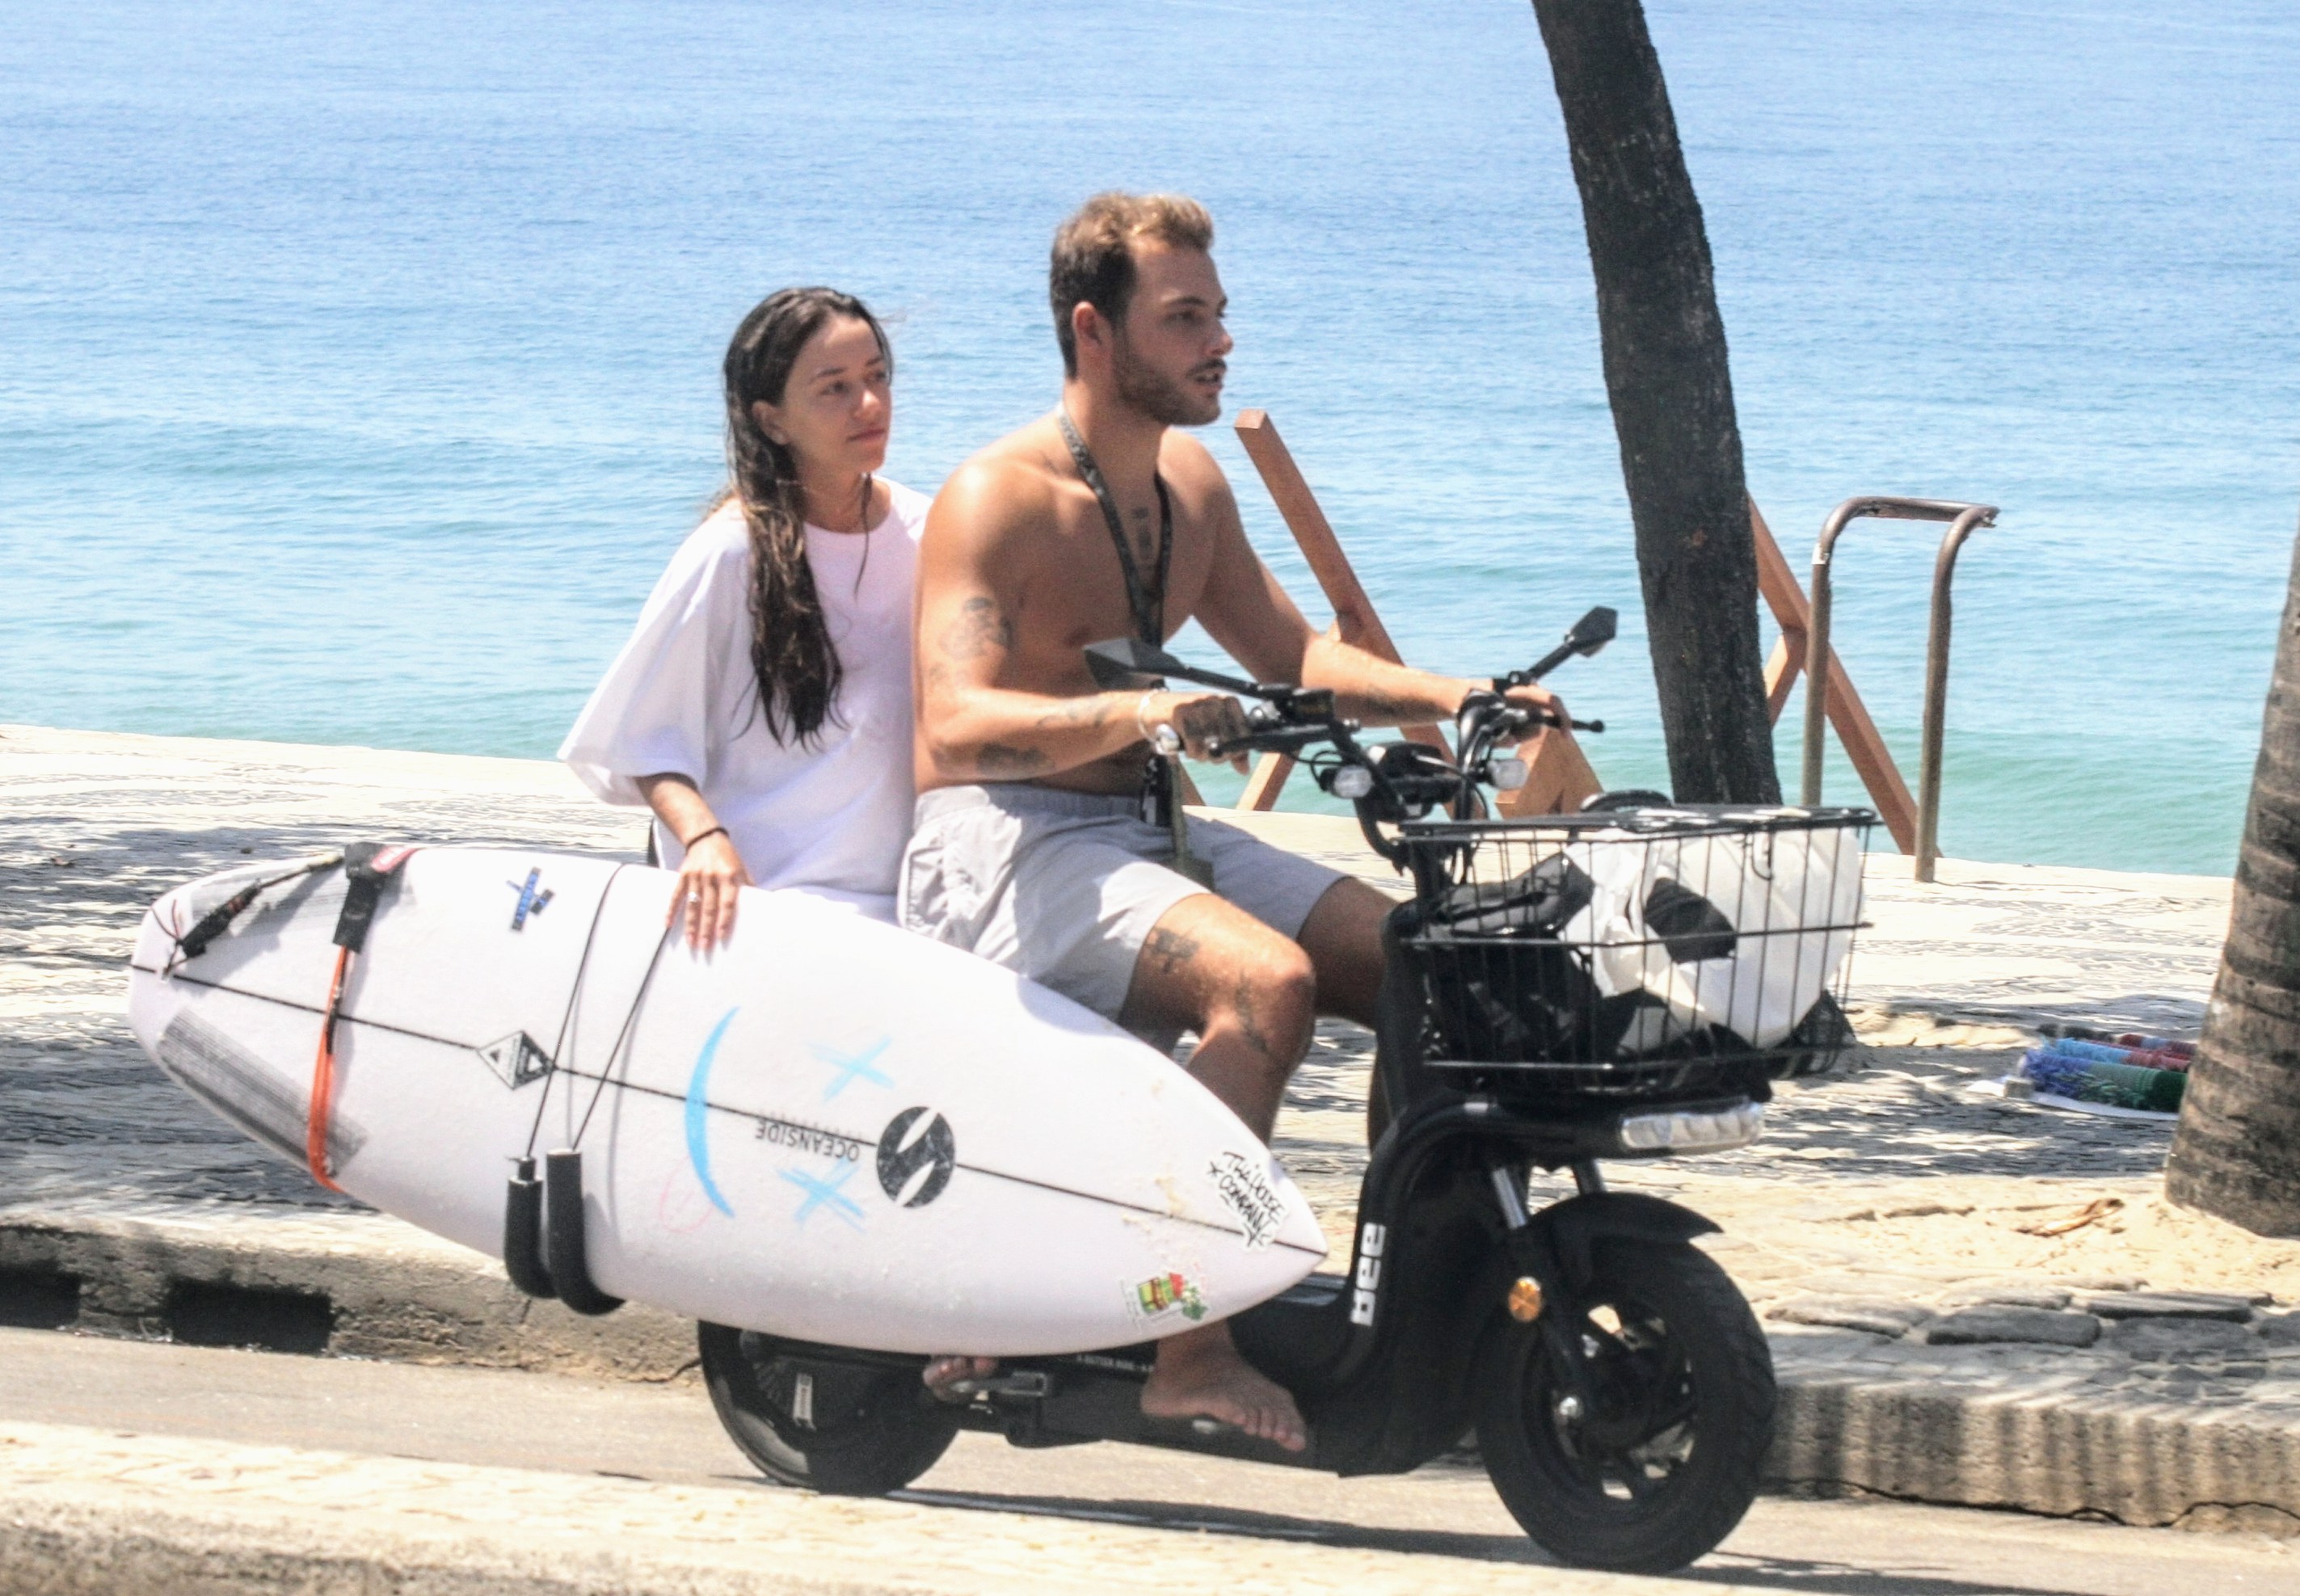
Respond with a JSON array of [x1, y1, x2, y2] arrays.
[[509, 910, 673, 1315], [333, 842, 415, 952], [1058, 410, 1172, 646]]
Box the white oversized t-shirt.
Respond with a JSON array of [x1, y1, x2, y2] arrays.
[[558, 483, 929, 921]]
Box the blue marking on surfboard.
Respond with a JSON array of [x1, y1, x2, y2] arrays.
[[505, 868, 554, 931], [809, 1037, 892, 1101], [780, 1162, 865, 1229], [684, 1008, 739, 1218]]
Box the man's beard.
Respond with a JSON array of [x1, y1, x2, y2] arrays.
[[1113, 334, 1222, 427]]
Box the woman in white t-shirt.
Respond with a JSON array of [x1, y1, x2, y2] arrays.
[[560, 288, 929, 945]]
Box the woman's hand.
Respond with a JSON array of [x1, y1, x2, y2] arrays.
[[636, 774, 752, 954], [674, 831, 752, 953]]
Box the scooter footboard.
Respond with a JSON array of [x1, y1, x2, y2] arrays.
[[946, 1354, 1332, 1468]]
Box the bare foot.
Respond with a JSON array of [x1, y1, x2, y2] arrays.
[[921, 1354, 996, 1402], [1139, 1323, 1307, 1452]]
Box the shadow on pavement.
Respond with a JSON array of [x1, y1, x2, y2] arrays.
[[891, 1484, 2108, 1596]]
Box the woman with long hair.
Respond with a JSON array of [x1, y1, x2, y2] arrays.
[[561, 288, 927, 945]]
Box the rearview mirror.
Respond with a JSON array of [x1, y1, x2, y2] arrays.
[[1085, 638, 1185, 692], [1502, 604, 1622, 688], [1565, 606, 1618, 658], [1083, 638, 1264, 697]]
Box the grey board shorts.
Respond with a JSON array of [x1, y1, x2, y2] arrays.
[[899, 784, 1348, 1023]]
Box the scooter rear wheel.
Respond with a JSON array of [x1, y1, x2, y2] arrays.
[[697, 1322, 958, 1496], [1475, 1237, 1773, 1573]]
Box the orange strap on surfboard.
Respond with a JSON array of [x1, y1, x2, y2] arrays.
[[307, 944, 353, 1190], [307, 843, 416, 1193]]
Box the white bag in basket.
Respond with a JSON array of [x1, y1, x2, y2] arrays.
[[1561, 818, 1863, 1051]]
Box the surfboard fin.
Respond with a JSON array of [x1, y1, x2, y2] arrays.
[[503, 1157, 556, 1300], [544, 1148, 624, 1316]]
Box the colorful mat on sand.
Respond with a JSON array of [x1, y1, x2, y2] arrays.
[[2020, 1046, 2186, 1113]]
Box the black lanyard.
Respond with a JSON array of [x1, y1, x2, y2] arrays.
[[1058, 411, 1172, 646]]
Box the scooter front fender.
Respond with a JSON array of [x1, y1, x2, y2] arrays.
[[1517, 1191, 1720, 1295]]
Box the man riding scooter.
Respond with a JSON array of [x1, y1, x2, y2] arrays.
[[899, 190, 1568, 1447]]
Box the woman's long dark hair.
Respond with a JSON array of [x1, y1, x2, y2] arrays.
[[722, 287, 893, 745]]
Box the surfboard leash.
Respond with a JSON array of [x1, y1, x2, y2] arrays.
[[522, 864, 630, 1164], [568, 916, 678, 1152], [305, 842, 417, 1192]]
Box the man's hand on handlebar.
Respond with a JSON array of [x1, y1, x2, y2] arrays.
[[1139, 691, 1253, 772], [1461, 682, 1570, 743]]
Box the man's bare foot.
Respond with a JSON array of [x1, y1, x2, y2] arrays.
[[921, 1354, 996, 1401], [1139, 1323, 1307, 1452]]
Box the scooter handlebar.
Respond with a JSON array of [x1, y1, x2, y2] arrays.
[[1203, 722, 1341, 760]]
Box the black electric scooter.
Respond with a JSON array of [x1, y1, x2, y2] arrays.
[[696, 609, 1872, 1573]]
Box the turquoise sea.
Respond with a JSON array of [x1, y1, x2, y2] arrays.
[[3, 2, 2295, 875]]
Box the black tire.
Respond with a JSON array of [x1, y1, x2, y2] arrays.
[[697, 1322, 958, 1496], [1476, 1237, 1774, 1573]]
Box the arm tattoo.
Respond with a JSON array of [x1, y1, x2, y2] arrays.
[[975, 743, 1053, 777], [938, 596, 1013, 661], [1228, 972, 1280, 1063], [1143, 925, 1200, 975], [1034, 697, 1116, 732]]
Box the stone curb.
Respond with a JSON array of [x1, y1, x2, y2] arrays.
[[1770, 1372, 2300, 1534], [0, 1420, 1755, 1596], [0, 1206, 694, 1382], [7, 1205, 2299, 1536]]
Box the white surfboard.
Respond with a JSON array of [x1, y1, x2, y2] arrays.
[[124, 847, 1326, 1354]]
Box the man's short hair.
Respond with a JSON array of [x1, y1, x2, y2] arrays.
[[1049, 192, 1215, 377]]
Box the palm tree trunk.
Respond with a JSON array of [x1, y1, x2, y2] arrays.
[[1529, 0, 1779, 803], [2166, 518, 2300, 1236]]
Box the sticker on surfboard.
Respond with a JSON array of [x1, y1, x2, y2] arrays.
[[1207, 1149, 1287, 1250], [1125, 1270, 1207, 1324], [475, 1030, 552, 1089]]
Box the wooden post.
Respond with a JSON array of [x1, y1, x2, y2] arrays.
[[1748, 499, 1919, 853], [1228, 410, 1449, 809], [1228, 409, 1601, 815]]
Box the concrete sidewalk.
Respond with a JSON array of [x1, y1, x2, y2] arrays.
[[4, 722, 2297, 1537], [0, 1418, 1766, 1596]]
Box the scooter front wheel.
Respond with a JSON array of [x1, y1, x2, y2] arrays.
[[697, 1322, 958, 1496], [1475, 1237, 1773, 1573]]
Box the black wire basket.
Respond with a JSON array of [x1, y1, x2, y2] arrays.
[[1396, 805, 1874, 1099]]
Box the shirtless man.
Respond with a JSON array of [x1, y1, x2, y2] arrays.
[[902, 193, 1564, 1451]]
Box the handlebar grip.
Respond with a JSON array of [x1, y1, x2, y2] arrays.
[[1500, 709, 1603, 735]]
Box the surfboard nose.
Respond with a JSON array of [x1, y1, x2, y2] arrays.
[[127, 891, 190, 1043]]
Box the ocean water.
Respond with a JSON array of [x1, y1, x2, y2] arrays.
[[2, 1, 2294, 876]]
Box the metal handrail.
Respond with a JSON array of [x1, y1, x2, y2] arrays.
[[1801, 495, 1999, 884]]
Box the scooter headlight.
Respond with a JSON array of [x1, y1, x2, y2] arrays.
[[1614, 1101, 1765, 1154], [1330, 765, 1375, 799]]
